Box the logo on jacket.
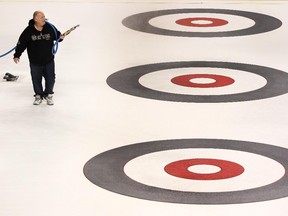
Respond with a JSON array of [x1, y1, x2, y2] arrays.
[[31, 33, 51, 41]]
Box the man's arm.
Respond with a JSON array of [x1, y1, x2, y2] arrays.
[[13, 30, 28, 63]]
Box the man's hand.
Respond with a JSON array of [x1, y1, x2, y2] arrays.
[[13, 58, 20, 64]]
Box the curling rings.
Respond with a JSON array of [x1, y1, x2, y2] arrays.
[[83, 139, 288, 204], [122, 8, 282, 37], [106, 61, 288, 103]]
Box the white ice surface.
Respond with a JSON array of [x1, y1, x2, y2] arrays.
[[1, 1, 288, 216]]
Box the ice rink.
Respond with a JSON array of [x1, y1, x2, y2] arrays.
[[1, 0, 288, 215]]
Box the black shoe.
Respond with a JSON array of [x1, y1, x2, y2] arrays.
[[3, 73, 19, 81]]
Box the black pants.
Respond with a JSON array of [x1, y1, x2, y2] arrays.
[[30, 60, 55, 97]]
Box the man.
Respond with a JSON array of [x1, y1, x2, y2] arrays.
[[13, 11, 65, 105]]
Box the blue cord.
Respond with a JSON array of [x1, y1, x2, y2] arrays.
[[46, 21, 61, 55], [0, 21, 59, 59], [0, 46, 16, 58]]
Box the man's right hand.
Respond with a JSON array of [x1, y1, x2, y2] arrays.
[[13, 58, 20, 64]]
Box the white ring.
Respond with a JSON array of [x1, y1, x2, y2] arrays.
[[149, 13, 255, 33], [124, 149, 285, 192], [139, 67, 267, 95]]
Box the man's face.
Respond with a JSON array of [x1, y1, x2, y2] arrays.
[[35, 12, 46, 27]]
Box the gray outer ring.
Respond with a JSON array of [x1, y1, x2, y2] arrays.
[[106, 61, 288, 103], [83, 139, 288, 204], [122, 8, 282, 37]]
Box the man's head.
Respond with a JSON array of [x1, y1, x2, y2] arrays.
[[33, 11, 46, 27]]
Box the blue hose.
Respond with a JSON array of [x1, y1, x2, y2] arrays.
[[46, 21, 60, 55], [0, 46, 15, 58], [0, 21, 59, 59]]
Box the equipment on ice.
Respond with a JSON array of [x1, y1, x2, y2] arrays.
[[3, 72, 19, 81]]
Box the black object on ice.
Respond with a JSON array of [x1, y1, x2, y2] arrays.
[[3, 73, 19, 81]]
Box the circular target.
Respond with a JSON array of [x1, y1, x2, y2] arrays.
[[106, 61, 288, 103], [122, 9, 282, 37], [83, 139, 288, 204]]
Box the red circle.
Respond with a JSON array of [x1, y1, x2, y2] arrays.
[[176, 17, 229, 27], [171, 74, 235, 88], [164, 158, 244, 180]]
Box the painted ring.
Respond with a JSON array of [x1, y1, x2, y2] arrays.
[[175, 17, 229, 27], [122, 8, 282, 37], [171, 74, 235, 88], [106, 61, 288, 103], [164, 158, 245, 180], [83, 139, 288, 204]]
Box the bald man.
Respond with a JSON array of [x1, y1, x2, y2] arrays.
[[14, 11, 65, 105]]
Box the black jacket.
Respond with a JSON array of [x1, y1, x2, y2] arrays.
[[14, 19, 62, 65]]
